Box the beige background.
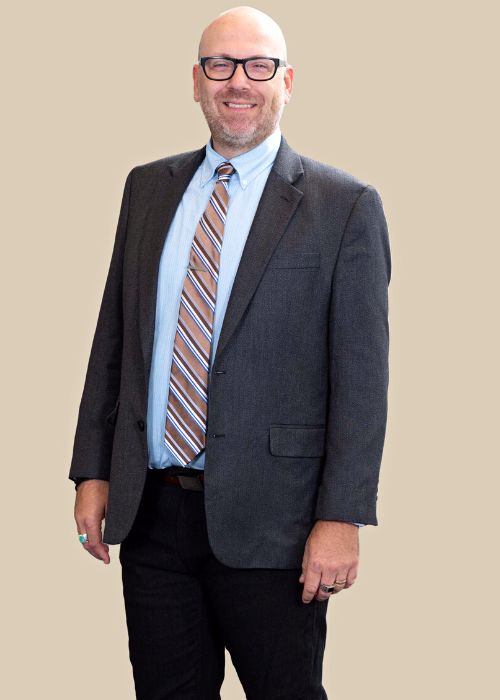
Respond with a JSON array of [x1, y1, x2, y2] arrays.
[[2, 0, 498, 697]]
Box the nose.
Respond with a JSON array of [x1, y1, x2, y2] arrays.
[[226, 62, 250, 88]]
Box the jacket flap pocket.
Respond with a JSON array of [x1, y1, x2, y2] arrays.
[[267, 253, 321, 269], [269, 424, 326, 457]]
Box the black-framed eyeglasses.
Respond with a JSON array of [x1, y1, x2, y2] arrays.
[[199, 56, 287, 81]]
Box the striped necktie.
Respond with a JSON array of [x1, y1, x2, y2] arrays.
[[164, 161, 236, 466]]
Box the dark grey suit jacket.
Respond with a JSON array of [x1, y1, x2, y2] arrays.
[[69, 135, 391, 568]]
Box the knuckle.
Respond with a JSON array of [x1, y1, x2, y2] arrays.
[[83, 517, 100, 530]]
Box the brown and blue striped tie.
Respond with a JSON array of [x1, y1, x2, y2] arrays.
[[164, 161, 236, 465]]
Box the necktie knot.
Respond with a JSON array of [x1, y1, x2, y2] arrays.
[[216, 162, 236, 181]]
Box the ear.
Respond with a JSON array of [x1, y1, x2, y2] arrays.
[[193, 63, 200, 103], [283, 65, 294, 105]]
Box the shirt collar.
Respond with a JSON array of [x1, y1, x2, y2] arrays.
[[200, 126, 282, 190]]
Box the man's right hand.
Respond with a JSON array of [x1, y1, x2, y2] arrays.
[[74, 479, 111, 564]]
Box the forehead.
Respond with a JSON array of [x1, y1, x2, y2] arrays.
[[200, 24, 280, 58]]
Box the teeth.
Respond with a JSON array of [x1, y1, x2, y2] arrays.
[[225, 102, 254, 109]]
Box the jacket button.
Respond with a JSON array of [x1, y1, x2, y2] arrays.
[[137, 419, 145, 431]]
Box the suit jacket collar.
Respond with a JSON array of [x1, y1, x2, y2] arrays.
[[166, 133, 303, 184]]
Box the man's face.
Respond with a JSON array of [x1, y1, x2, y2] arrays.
[[193, 32, 293, 157]]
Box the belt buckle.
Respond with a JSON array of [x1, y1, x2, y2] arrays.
[[177, 475, 204, 491]]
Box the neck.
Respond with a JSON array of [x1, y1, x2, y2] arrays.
[[211, 141, 256, 160], [210, 132, 273, 160]]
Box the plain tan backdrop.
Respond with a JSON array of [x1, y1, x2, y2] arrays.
[[2, 0, 498, 698]]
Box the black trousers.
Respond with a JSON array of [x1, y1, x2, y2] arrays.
[[119, 469, 330, 700]]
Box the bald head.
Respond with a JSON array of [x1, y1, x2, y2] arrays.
[[193, 5, 293, 159], [198, 6, 287, 61]]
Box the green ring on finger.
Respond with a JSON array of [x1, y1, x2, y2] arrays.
[[78, 533, 89, 544]]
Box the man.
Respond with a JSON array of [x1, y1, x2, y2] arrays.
[[70, 5, 391, 699]]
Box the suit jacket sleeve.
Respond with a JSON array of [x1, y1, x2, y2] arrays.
[[314, 185, 391, 525], [68, 168, 134, 484]]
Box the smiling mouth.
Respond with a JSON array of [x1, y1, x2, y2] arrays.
[[223, 101, 257, 110]]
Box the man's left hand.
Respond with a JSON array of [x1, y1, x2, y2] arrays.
[[299, 520, 359, 603]]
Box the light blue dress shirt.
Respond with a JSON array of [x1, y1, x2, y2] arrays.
[[146, 126, 364, 527]]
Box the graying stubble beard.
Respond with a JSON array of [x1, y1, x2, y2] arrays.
[[212, 120, 261, 150], [199, 95, 283, 151]]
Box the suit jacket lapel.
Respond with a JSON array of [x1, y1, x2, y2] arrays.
[[139, 146, 206, 383], [213, 136, 303, 368], [139, 135, 304, 386]]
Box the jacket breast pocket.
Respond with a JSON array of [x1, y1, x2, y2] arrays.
[[105, 397, 120, 427], [267, 253, 321, 269], [269, 424, 326, 458]]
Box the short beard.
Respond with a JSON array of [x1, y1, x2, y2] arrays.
[[213, 121, 259, 149], [199, 94, 283, 153]]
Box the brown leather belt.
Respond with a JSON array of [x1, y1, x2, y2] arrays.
[[149, 469, 205, 491]]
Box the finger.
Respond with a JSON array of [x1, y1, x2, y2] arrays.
[[75, 517, 91, 551], [75, 515, 99, 559], [83, 516, 110, 564], [76, 532, 100, 560], [314, 570, 337, 601], [299, 553, 309, 584], [302, 567, 321, 604], [331, 569, 350, 595], [344, 565, 358, 589]]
